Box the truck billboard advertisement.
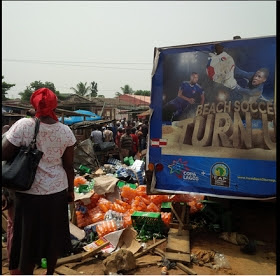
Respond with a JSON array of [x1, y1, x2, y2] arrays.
[[148, 36, 276, 199]]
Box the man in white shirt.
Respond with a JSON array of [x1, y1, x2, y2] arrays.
[[90, 126, 103, 144], [206, 44, 237, 90]]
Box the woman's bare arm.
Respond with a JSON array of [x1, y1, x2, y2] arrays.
[[2, 136, 19, 161]]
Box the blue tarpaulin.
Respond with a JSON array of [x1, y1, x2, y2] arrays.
[[59, 109, 102, 125]]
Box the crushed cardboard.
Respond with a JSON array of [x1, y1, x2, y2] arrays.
[[94, 175, 119, 195]]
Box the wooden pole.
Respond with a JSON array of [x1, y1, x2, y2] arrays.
[[178, 203, 187, 236]]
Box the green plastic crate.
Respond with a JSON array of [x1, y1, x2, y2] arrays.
[[161, 202, 172, 212], [131, 211, 164, 234]]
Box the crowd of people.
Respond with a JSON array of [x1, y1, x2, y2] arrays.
[[90, 117, 149, 162]]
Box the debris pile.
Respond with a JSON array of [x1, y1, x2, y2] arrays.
[[63, 148, 211, 274]]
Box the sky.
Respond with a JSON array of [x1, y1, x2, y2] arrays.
[[2, 1, 276, 99]]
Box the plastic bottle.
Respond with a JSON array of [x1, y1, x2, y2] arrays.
[[96, 220, 118, 237], [121, 186, 137, 203], [135, 185, 146, 196], [115, 199, 130, 210], [74, 176, 87, 187], [41, 258, 47, 269], [89, 207, 104, 223], [112, 202, 125, 213], [76, 211, 86, 228], [96, 223, 105, 237], [161, 212, 172, 226], [147, 202, 160, 212], [213, 253, 230, 269], [123, 210, 133, 227], [98, 198, 112, 213], [79, 165, 91, 174]]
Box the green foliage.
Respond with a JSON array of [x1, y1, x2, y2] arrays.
[[90, 81, 98, 97], [115, 86, 150, 97], [57, 93, 70, 100], [134, 90, 151, 96], [2, 76, 15, 101], [19, 80, 62, 102], [120, 84, 134, 95], [97, 95, 105, 98], [115, 91, 121, 98], [31, 81, 56, 92], [70, 82, 90, 96], [19, 86, 33, 102]]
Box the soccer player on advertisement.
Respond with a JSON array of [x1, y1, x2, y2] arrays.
[[162, 72, 205, 121]]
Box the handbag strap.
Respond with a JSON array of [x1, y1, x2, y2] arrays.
[[30, 117, 40, 148]]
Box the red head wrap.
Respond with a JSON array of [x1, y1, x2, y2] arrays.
[[30, 88, 58, 121]]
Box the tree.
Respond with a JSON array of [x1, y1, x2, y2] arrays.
[[19, 81, 62, 102], [115, 91, 121, 98], [70, 82, 90, 97], [120, 84, 133, 95], [134, 90, 151, 96], [97, 95, 105, 98], [30, 80, 57, 92], [90, 81, 98, 97], [19, 86, 33, 102], [2, 76, 15, 101]]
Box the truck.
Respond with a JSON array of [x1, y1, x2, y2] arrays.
[[146, 36, 276, 200]]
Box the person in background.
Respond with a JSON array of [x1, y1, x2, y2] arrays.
[[119, 128, 133, 162], [122, 117, 128, 128], [90, 125, 103, 147], [2, 88, 76, 275], [140, 120, 149, 150], [126, 120, 132, 129], [116, 121, 121, 129], [110, 121, 117, 141], [119, 120, 124, 128], [101, 126, 106, 142], [131, 121, 136, 129], [130, 127, 139, 157], [115, 127, 124, 149], [103, 126, 114, 142], [26, 108, 36, 118], [136, 125, 144, 152], [136, 118, 142, 128]]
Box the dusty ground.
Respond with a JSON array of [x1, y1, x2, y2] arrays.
[[2, 199, 277, 275]]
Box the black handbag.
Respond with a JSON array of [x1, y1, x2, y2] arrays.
[[2, 118, 44, 191]]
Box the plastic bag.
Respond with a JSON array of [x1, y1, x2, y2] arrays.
[[213, 253, 231, 269]]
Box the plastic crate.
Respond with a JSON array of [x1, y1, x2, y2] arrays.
[[131, 211, 164, 234], [161, 202, 172, 212]]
